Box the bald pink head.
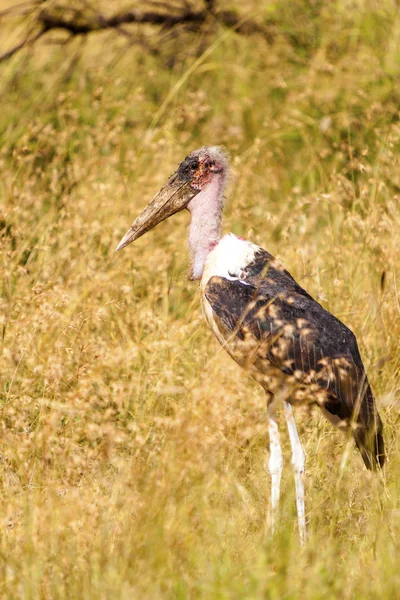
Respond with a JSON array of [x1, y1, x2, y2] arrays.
[[116, 146, 228, 252]]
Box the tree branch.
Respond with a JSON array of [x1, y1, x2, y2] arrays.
[[38, 7, 208, 34], [0, 2, 272, 64]]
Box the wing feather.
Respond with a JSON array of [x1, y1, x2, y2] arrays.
[[204, 269, 384, 469]]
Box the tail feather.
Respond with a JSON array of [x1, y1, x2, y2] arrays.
[[343, 374, 385, 471], [324, 384, 385, 470], [353, 414, 385, 471]]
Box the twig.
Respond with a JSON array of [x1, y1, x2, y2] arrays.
[[0, 28, 44, 63]]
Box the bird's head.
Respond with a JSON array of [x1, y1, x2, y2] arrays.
[[116, 146, 228, 251]]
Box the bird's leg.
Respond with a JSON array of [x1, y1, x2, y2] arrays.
[[266, 396, 283, 535], [284, 401, 306, 545]]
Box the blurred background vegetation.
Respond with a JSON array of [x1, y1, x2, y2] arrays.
[[1, 0, 400, 597]]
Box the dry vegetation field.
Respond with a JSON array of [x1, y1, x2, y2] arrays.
[[1, 0, 400, 597]]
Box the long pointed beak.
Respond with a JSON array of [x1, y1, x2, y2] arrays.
[[116, 172, 199, 251]]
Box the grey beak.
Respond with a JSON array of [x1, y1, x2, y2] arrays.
[[116, 172, 199, 251]]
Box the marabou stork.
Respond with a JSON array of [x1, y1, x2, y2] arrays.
[[117, 146, 385, 543]]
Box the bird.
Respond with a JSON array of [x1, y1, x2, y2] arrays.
[[117, 146, 385, 543]]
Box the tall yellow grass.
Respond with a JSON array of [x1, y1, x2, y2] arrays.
[[1, 1, 400, 597]]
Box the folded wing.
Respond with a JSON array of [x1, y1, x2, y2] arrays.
[[204, 254, 384, 470]]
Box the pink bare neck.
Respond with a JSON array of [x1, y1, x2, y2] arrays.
[[187, 175, 225, 280]]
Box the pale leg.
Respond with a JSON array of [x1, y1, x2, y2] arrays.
[[267, 400, 283, 535], [284, 401, 306, 544]]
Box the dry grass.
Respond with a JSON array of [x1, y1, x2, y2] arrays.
[[1, 0, 400, 597]]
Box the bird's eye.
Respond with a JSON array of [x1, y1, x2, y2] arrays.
[[190, 163, 197, 171]]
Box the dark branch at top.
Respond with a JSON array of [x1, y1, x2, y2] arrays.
[[39, 8, 208, 34], [0, 2, 273, 64]]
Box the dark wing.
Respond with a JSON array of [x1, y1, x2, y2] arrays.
[[204, 262, 384, 469]]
